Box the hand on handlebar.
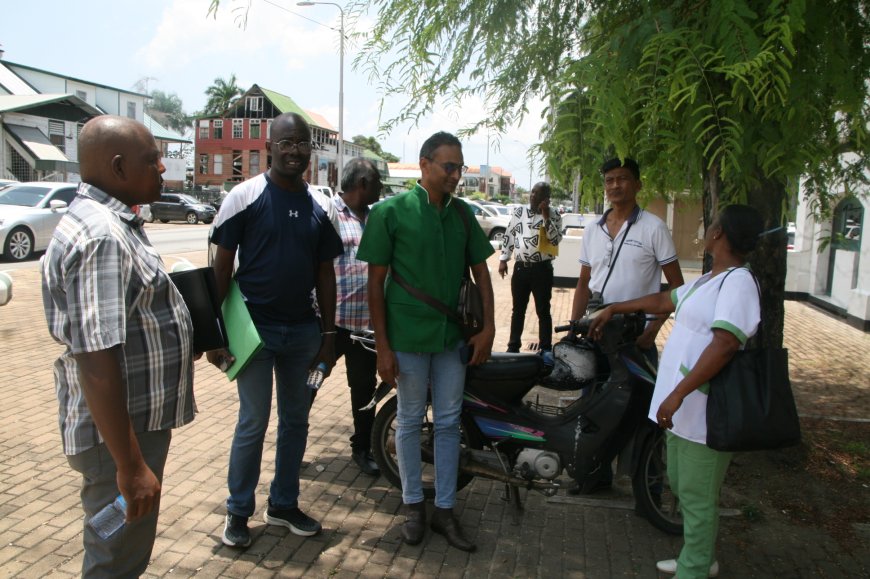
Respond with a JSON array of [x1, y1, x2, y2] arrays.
[[587, 306, 615, 340]]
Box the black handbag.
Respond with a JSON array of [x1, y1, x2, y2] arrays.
[[390, 199, 483, 339], [705, 269, 801, 452]]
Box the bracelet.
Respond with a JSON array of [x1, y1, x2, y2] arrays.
[[321, 330, 337, 335]]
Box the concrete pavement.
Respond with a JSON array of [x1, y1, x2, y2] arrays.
[[0, 250, 867, 578]]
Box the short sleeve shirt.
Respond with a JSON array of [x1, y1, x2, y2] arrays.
[[580, 207, 678, 302], [650, 267, 761, 444], [210, 173, 343, 325], [41, 184, 195, 455], [356, 184, 495, 352]]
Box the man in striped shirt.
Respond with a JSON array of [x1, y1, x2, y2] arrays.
[[41, 116, 195, 577], [326, 158, 383, 476]]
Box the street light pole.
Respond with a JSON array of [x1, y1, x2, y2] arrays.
[[297, 2, 344, 192]]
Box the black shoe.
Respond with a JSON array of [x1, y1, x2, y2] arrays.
[[263, 500, 322, 537], [222, 513, 251, 548], [401, 501, 426, 545], [568, 478, 613, 495], [352, 450, 380, 476], [430, 507, 476, 552]]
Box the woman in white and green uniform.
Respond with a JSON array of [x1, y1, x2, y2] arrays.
[[589, 204, 765, 578]]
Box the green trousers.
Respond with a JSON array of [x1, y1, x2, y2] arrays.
[[667, 431, 733, 579]]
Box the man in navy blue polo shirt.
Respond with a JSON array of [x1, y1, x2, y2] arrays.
[[207, 112, 343, 548]]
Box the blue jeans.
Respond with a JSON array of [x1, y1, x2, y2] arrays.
[[226, 321, 321, 517], [394, 342, 466, 509]]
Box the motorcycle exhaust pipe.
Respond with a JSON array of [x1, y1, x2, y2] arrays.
[[459, 458, 560, 492]]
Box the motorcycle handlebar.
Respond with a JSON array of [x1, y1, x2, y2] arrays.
[[555, 312, 644, 336]]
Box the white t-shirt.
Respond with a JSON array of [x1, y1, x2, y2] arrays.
[[649, 267, 761, 444], [579, 208, 678, 303]]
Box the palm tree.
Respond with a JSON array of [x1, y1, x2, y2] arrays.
[[203, 74, 244, 115]]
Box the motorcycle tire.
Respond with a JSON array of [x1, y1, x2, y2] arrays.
[[632, 431, 683, 535], [371, 396, 480, 499]]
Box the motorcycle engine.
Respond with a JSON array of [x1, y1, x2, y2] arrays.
[[514, 449, 561, 480], [540, 341, 597, 390]]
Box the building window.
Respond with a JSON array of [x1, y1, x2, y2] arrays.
[[246, 96, 263, 112], [213, 154, 223, 176], [127, 102, 136, 119], [232, 151, 243, 179], [199, 154, 208, 175], [199, 120, 210, 139], [213, 119, 223, 139], [250, 151, 260, 174], [232, 119, 243, 139], [266, 119, 273, 139], [75, 90, 87, 102], [48, 120, 65, 154], [250, 119, 261, 139]]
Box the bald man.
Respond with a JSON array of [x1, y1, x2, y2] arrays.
[[42, 115, 196, 578]]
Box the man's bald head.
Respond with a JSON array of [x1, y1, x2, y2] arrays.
[[78, 116, 165, 206]]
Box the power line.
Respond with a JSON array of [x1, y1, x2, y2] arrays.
[[258, 0, 335, 31]]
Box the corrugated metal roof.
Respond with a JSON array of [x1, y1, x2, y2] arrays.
[[0, 62, 37, 95], [0, 93, 102, 116], [144, 113, 191, 143], [4, 123, 78, 172], [258, 87, 315, 125]]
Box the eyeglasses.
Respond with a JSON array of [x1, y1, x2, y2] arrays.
[[275, 140, 313, 153], [428, 160, 468, 176]]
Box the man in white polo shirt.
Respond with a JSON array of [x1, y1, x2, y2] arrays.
[[568, 157, 684, 493]]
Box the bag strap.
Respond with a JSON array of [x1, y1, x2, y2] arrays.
[[598, 219, 634, 297], [716, 266, 764, 345], [391, 269, 464, 324]]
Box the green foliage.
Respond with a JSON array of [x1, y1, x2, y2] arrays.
[[203, 74, 244, 115], [148, 90, 190, 133], [352, 135, 400, 162]]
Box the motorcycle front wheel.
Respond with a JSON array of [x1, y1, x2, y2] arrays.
[[632, 431, 683, 535], [371, 396, 480, 499]]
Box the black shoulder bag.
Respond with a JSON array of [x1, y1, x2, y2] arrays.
[[705, 268, 801, 452], [391, 200, 484, 339]]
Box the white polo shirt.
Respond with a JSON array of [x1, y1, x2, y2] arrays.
[[579, 206, 678, 303]]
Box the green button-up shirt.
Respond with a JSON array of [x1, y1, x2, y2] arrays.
[[357, 184, 495, 352]]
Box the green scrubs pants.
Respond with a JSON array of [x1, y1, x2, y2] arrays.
[[667, 431, 733, 579]]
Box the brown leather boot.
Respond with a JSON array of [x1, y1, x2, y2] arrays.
[[401, 501, 426, 545], [430, 507, 476, 552]]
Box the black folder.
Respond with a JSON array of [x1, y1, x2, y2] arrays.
[[169, 267, 228, 353]]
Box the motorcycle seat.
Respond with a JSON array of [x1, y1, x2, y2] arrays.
[[467, 353, 546, 382]]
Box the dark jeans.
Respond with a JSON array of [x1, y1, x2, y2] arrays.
[[336, 327, 378, 453], [508, 260, 554, 352]]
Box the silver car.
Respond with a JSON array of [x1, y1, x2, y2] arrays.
[[464, 200, 512, 242], [0, 182, 78, 261]]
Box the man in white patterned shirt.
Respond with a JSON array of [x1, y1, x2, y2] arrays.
[[324, 158, 383, 475], [42, 116, 195, 577], [498, 182, 563, 353]]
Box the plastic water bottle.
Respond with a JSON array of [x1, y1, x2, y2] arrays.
[[88, 494, 127, 540], [307, 362, 328, 390]]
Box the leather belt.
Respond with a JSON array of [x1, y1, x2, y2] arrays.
[[514, 259, 553, 269]]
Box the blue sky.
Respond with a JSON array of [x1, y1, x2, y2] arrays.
[[1, 0, 546, 188]]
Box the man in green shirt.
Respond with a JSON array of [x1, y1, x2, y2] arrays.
[[357, 132, 495, 552]]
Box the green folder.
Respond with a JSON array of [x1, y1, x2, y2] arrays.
[[221, 279, 264, 381]]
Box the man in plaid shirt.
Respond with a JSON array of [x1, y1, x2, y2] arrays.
[[329, 158, 384, 475]]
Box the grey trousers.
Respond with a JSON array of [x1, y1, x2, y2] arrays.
[[66, 430, 172, 579]]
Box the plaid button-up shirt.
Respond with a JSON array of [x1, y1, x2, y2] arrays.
[[333, 194, 370, 332], [42, 184, 195, 455]]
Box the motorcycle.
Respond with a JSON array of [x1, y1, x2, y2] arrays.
[[353, 312, 682, 535]]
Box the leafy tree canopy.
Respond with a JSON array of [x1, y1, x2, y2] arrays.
[[352, 135, 400, 162], [203, 74, 244, 115], [148, 90, 190, 133]]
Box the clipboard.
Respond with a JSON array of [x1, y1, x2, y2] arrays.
[[222, 279, 264, 381]]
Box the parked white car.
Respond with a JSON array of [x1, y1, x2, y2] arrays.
[[0, 182, 78, 261], [464, 200, 511, 242]]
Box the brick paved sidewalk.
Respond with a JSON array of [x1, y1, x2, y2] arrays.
[[0, 253, 867, 578]]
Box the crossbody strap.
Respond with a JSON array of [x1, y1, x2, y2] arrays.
[[716, 266, 763, 345], [598, 219, 634, 297]]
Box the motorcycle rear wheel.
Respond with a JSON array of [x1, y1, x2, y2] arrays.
[[371, 396, 479, 499], [632, 431, 683, 535]]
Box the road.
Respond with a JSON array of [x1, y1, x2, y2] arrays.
[[0, 223, 211, 272]]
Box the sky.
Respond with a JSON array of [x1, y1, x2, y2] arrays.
[[1, 0, 547, 188]]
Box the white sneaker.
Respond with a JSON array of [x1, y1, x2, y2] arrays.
[[656, 559, 719, 577]]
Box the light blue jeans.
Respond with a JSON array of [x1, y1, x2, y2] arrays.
[[226, 321, 321, 517], [394, 342, 466, 509]]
